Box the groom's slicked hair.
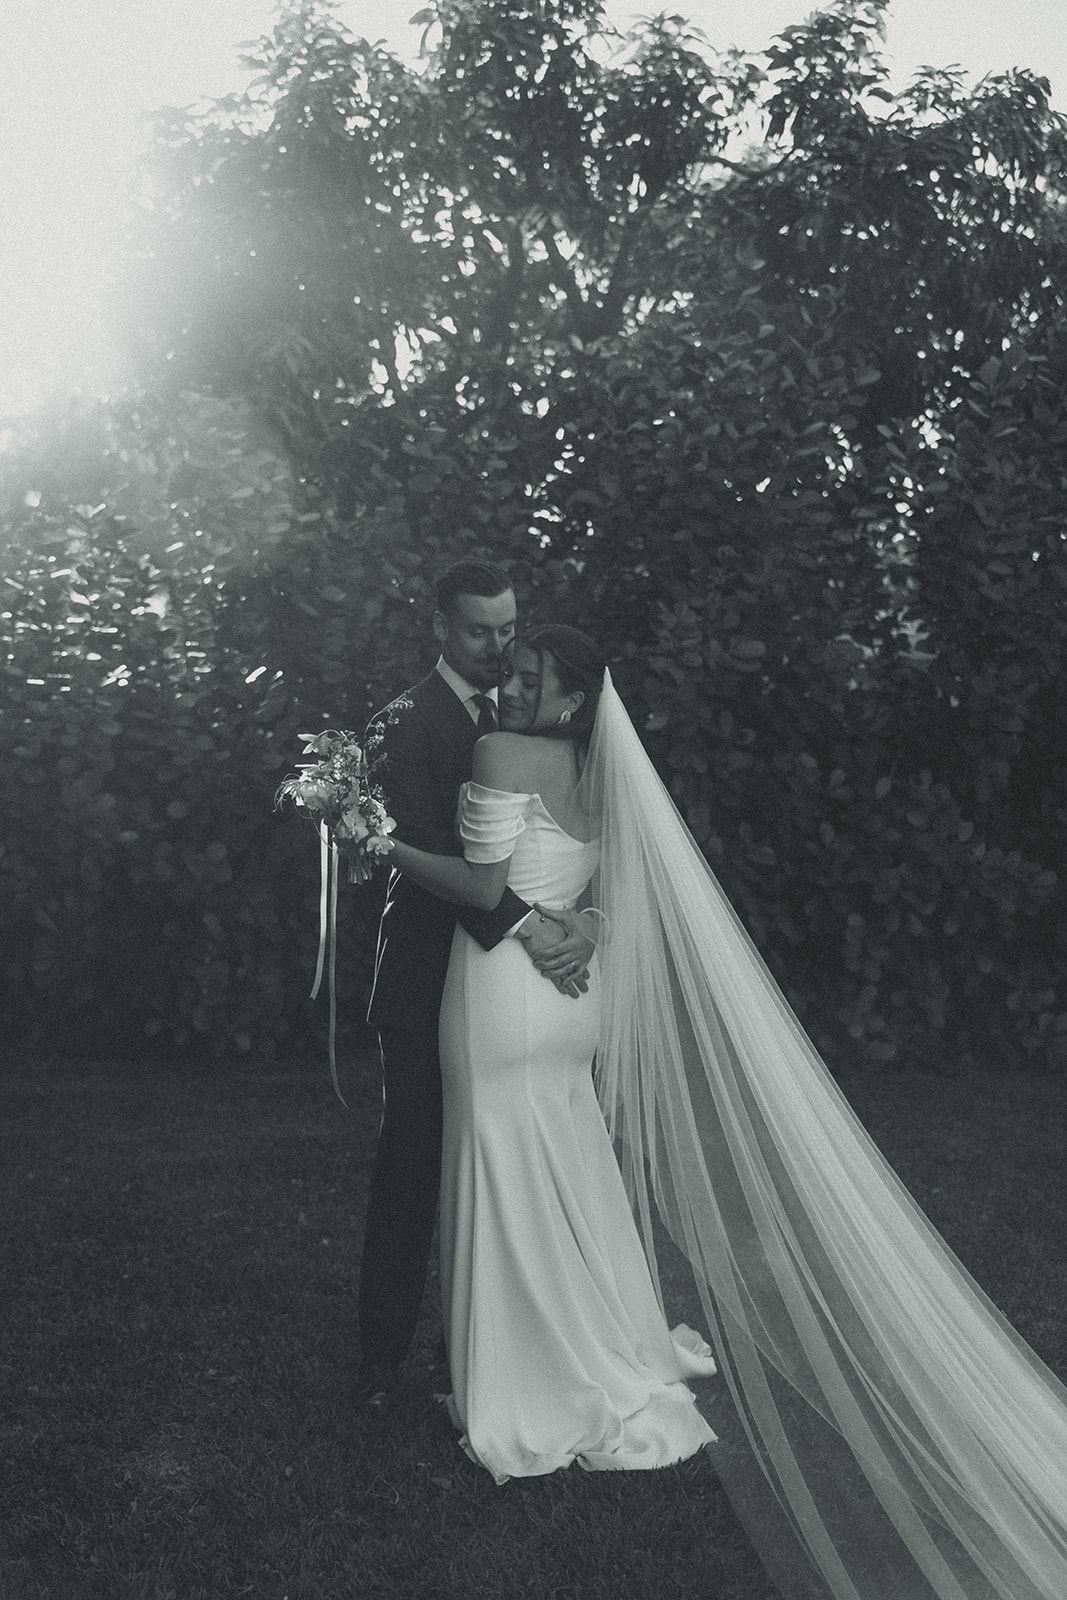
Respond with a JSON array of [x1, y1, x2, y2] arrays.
[[435, 557, 513, 618]]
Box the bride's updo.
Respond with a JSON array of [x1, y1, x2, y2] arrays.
[[520, 624, 605, 743]]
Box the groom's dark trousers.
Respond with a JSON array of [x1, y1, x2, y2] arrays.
[[357, 670, 527, 1371]]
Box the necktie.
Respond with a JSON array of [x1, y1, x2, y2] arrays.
[[471, 694, 497, 734]]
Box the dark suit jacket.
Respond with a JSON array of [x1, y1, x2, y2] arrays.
[[364, 670, 528, 1033]]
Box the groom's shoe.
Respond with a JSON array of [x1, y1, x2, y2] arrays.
[[356, 1359, 399, 1414]]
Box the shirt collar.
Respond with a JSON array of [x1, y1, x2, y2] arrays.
[[435, 656, 498, 706]]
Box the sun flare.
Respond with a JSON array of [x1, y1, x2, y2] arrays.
[[0, 0, 1062, 418]]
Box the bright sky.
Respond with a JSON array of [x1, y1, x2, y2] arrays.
[[1, 0, 1064, 418]]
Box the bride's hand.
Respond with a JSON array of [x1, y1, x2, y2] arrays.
[[334, 817, 394, 882]]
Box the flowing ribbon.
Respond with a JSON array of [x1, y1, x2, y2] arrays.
[[310, 820, 348, 1106]]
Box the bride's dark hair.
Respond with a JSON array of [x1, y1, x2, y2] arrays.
[[519, 624, 605, 742]]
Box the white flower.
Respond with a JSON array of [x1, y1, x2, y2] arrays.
[[296, 779, 332, 808], [335, 805, 370, 845]]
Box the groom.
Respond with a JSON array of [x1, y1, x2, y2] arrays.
[[355, 557, 593, 1407]]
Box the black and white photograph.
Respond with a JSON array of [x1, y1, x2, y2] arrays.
[[2, 3, 1065, 1597]]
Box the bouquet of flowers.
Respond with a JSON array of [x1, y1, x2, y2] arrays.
[[275, 730, 395, 1102], [275, 729, 395, 880]]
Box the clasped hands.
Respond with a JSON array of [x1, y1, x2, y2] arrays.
[[516, 906, 597, 1000], [334, 821, 596, 996]]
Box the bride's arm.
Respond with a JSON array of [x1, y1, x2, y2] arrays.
[[377, 734, 521, 910], [383, 838, 511, 910]]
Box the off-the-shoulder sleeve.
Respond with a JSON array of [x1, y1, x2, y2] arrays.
[[457, 781, 531, 863]]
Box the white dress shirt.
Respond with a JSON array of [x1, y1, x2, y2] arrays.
[[435, 656, 499, 726]]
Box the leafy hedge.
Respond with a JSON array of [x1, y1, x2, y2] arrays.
[[3, 1, 1066, 1070], [546, 320, 1067, 1072], [1, 367, 1064, 1070], [1, 399, 347, 1058]]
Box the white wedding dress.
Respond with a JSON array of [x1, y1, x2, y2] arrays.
[[437, 782, 717, 1484], [408, 671, 1066, 1595]]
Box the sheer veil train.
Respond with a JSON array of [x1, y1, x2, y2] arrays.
[[583, 670, 1067, 1600]]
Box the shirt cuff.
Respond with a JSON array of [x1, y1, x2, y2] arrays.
[[506, 911, 537, 938]]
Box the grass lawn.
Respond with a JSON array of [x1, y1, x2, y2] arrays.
[[2, 1050, 1064, 1600]]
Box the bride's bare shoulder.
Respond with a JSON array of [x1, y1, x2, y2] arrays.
[[472, 732, 541, 789]]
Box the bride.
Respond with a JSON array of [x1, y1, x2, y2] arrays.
[[380, 624, 717, 1481], [368, 624, 1067, 1600]]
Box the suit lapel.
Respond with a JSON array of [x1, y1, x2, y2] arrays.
[[416, 669, 480, 757]]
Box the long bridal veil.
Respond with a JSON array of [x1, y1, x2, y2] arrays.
[[585, 670, 1067, 1600]]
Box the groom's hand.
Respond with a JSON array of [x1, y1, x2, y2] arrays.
[[517, 909, 595, 999]]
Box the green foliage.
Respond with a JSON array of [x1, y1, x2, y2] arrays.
[[2, 0, 1066, 1066], [0, 396, 360, 1057]]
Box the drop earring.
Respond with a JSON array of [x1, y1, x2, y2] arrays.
[[558, 708, 572, 725]]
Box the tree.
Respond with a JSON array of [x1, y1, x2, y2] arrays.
[[3, 0, 1065, 1064]]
